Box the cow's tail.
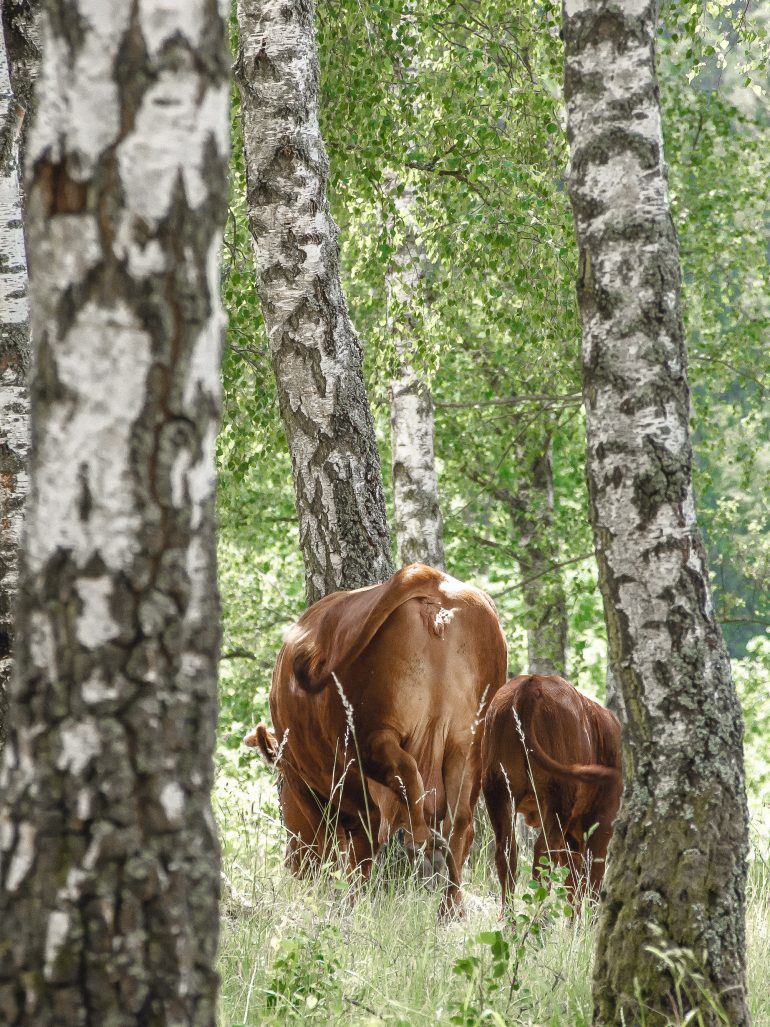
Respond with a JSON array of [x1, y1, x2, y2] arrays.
[[288, 564, 459, 693], [517, 677, 619, 785], [244, 723, 280, 764]]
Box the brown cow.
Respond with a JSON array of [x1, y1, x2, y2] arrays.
[[245, 564, 507, 915], [481, 674, 621, 909]]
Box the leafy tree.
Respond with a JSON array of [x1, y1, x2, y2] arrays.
[[216, 0, 770, 739]]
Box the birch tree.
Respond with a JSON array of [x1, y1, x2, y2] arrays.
[[563, 1, 749, 1022], [0, 1, 230, 1021], [0, 12, 30, 749], [1, 0, 41, 175], [234, 0, 393, 604], [384, 6, 444, 571], [387, 187, 444, 570], [471, 426, 568, 675]]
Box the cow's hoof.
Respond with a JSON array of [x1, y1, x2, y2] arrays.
[[439, 892, 465, 920], [406, 840, 448, 888], [422, 847, 448, 886]]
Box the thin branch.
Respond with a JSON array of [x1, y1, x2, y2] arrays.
[[690, 352, 768, 395], [436, 393, 581, 409], [406, 158, 491, 204], [220, 648, 262, 661], [471, 534, 519, 557], [491, 551, 595, 599]]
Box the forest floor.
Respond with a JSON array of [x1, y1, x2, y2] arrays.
[[215, 770, 770, 1027]]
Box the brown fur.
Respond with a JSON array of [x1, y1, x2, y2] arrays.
[[482, 674, 622, 910], [289, 563, 500, 693], [244, 723, 280, 764], [246, 564, 508, 916]]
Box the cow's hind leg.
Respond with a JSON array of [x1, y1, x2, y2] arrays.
[[483, 771, 517, 912], [363, 729, 448, 874], [440, 746, 478, 916]]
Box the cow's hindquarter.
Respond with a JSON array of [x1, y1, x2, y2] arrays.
[[351, 597, 453, 847], [351, 590, 505, 910]]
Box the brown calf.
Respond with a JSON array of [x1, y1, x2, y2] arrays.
[[482, 674, 621, 909]]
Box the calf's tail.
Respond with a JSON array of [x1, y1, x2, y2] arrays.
[[517, 677, 619, 785]]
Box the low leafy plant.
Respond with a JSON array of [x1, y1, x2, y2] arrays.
[[449, 858, 573, 1025], [264, 922, 342, 1020]]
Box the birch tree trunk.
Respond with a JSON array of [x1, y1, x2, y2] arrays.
[[0, 12, 30, 749], [388, 181, 445, 570], [509, 436, 567, 675], [1, 0, 41, 177], [235, 0, 394, 604], [563, 2, 749, 1023], [0, 2, 230, 1022]]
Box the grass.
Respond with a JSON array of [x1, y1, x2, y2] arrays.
[[215, 767, 770, 1026]]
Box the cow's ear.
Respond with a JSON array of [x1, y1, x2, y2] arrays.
[[244, 723, 281, 765]]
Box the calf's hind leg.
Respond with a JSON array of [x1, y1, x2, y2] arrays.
[[584, 815, 614, 897], [533, 808, 580, 901]]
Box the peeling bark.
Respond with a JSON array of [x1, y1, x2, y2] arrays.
[[0, 7, 30, 750], [234, 0, 393, 604], [562, 1, 749, 1023], [0, 1, 230, 1022], [387, 181, 444, 570]]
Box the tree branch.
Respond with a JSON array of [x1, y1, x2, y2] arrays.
[[491, 551, 595, 599], [220, 648, 261, 661], [436, 393, 581, 409]]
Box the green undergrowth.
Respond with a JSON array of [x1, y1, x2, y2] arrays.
[[215, 769, 770, 1026]]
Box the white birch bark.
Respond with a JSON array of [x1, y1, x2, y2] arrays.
[[0, 2, 230, 1021], [562, 1, 749, 1023], [0, 10, 30, 748], [1, 0, 41, 180], [388, 180, 445, 570], [384, 5, 444, 571], [234, 0, 394, 604]]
